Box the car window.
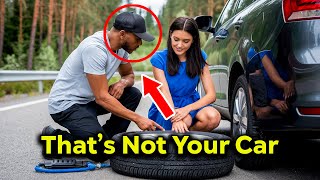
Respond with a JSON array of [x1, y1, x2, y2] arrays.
[[218, 0, 238, 26], [235, 0, 254, 14]]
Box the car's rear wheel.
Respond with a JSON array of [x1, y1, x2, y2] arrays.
[[230, 75, 271, 169]]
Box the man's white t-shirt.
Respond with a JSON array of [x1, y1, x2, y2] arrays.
[[48, 31, 128, 114]]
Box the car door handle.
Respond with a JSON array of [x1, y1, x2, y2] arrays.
[[215, 35, 227, 40], [215, 35, 227, 42], [235, 19, 243, 30], [214, 29, 228, 42]]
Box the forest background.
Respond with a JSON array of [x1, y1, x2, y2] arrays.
[[0, 0, 226, 97]]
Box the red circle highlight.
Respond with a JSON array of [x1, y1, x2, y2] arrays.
[[103, 4, 162, 63]]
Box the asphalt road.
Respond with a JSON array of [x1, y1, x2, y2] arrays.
[[0, 83, 319, 180]]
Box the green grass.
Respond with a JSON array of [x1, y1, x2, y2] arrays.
[[0, 81, 54, 98]]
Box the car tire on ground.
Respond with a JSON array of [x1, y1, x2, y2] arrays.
[[230, 75, 272, 170], [110, 131, 234, 179]]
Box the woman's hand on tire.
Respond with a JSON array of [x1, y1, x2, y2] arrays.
[[172, 121, 189, 133]]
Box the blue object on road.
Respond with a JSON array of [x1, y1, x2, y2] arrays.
[[35, 159, 110, 173]]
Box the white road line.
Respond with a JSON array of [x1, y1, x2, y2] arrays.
[[0, 98, 48, 112]]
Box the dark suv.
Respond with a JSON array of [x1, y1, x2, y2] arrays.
[[195, 0, 320, 169]]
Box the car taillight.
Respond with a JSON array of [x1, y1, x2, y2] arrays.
[[283, 0, 320, 22], [298, 107, 320, 115]]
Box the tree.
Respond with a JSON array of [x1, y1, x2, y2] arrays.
[[208, 0, 214, 17], [47, 0, 54, 46], [0, 0, 123, 70], [80, 23, 85, 42], [58, 0, 66, 65], [188, 2, 194, 17], [66, 1, 72, 52], [39, 0, 44, 45], [34, 44, 58, 70], [71, 0, 78, 50], [27, 0, 40, 70], [54, 0, 60, 37], [88, 24, 94, 36], [0, 0, 5, 63], [19, 0, 26, 44], [125, 0, 135, 12], [145, 7, 154, 32]]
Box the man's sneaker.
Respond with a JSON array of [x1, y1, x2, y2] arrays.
[[41, 126, 62, 159], [42, 125, 56, 136]]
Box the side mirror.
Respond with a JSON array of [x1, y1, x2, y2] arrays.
[[194, 16, 215, 34]]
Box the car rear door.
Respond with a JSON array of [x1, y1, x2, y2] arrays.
[[204, 0, 257, 108], [203, 0, 239, 107], [248, 0, 283, 51], [218, 0, 259, 108]]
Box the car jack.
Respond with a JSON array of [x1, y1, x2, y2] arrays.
[[35, 159, 110, 173]]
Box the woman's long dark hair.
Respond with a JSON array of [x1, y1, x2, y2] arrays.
[[167, 17, 205, 78]]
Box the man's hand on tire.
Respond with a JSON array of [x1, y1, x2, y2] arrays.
[[135, 116, 164, 131]]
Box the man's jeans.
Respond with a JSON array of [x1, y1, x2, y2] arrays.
[[49, 87, 142, 162]]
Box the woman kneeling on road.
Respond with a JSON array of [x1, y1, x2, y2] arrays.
[[148, 17, 221, 133]]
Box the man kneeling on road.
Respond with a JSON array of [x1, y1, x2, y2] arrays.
[[42, 12, 164, 162]]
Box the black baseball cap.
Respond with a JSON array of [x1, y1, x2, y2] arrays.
[[113, 12, 155, 42]]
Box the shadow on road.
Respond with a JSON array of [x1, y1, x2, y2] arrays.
[[274, 138, 320, 169]]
